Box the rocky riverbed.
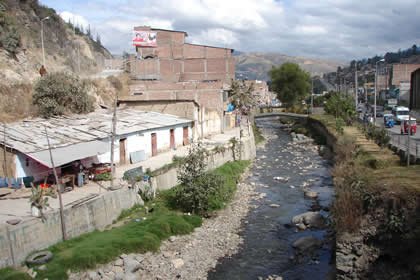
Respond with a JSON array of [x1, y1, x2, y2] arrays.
[[69, 117, 335, 280], [69, 168, 258, 280]]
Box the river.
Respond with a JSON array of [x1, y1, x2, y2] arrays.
[[207, 117, 335, 280]]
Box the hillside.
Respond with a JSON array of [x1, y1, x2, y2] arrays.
[[234, 52, 344, 80], [0, 0, 114, 122]]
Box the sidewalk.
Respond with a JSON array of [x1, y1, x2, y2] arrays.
[[0, 125, 250, 224]]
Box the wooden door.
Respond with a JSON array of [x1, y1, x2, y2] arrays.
[[151, 133, 157, 156], [170, 129, 175, 149], [183, 126, 189, 146], [119, 138, 126, 164]]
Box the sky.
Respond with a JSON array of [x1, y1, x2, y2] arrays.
[[40, 0, 420, 63]]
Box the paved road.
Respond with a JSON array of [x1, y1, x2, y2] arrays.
[[358, 103, 420, 158]]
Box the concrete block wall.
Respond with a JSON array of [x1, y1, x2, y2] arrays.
[[0, 187, 141, 268], [152, 129, 256, 191]]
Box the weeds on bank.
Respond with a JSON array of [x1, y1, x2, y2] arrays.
[[0, 267, 32, 280], [163, 160, 250, 216], [28, 201, 201, 280], [252, 124, 265, 144], [12, 160, 249, 280], [317, 114, 420, 236]]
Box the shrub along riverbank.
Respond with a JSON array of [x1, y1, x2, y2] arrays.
[[0, 160, 250, 280], [310, 114, 420, 279]]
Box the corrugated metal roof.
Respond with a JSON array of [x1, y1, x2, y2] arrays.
[[1, 108, 192, 154]]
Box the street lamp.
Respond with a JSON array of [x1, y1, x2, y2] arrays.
[[374, 58, 385, 125], [310, 77, 314, 114], [41, 16, 50, 67]]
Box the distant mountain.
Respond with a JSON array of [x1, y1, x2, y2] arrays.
[[234, 52, 345, 81]]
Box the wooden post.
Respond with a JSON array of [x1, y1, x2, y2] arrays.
[[3, 124, 11, 188], [45, 126, 67, 241], [110, 93, 117, 189]]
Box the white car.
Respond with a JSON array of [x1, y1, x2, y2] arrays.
[[393, 106, 410, 124]]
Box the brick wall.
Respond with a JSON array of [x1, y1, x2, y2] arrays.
[[131, 27, 234, 83], [392, 64, 420, 86]]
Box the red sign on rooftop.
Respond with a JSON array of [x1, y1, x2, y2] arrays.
[[132, 31, 157, 47]]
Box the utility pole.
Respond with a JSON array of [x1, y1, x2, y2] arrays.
[[407, 114, 411, 167], [44, 126, 67, 241], [110, 92, 117, 189], [3, 124, 10, 188], [311, 78, 314, 114], [40, 16, 49, 67], [355, 70, 358, 108]]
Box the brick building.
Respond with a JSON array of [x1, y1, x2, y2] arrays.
[[119, 26, 236, 138], [391, 64, 420, 102], [410, 68, 420, 110], [243, 80, 274, 105]]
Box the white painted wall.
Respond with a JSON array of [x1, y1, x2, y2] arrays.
[[97, 123, 192, 162], [16, 153, 61, 182]]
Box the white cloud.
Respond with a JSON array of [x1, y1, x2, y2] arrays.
[[44, 0, 420, 61], [190, 28, 240, 48], [59, 11, 89, 30], [295, 25, 327, 35]]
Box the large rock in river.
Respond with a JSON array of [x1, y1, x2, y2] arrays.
[[292, 235, 322, 252], [292, 211, 325, 229]]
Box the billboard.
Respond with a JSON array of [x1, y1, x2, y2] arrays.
[[132, 31, 157, 47]]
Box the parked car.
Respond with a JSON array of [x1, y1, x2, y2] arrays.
[[401, 118, 417, 135], [383, 114, 394, 128], [376, 109, 384, 117]]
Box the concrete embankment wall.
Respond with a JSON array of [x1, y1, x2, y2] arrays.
[[0, 133, 256, 268], [0, 186, 141, 268]]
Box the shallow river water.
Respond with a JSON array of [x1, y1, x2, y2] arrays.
[[207, 118, 335, 280]]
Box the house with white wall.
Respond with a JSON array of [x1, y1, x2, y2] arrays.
[[0, 108, 192, 183]]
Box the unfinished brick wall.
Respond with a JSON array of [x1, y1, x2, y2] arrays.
[[392, 64, 420, 86], [126, 81, 224, 109], [131, 27, 234, 83]]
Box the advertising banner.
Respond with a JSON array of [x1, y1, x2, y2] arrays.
[[132, 31, 157, 47]]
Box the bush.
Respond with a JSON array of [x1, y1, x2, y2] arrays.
[[0, 26, 20, 54], [175, 143, 224, 216], [175, 172, 223, 216], [33, 72, 94, 118]]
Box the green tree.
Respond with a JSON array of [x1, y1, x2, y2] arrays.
[[268, 63, 311, 107], [324, 92, 356, 122], [228, 79, 256, 112], [33, 72, 94, 118]]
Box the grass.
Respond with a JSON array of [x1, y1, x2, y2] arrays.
[[5, 160, 250, 280], [0, 268, 32, 280], [209, 160, 250, 211], [18, 199, 201, 280], [314, 114, 420, 236], [252, 124, 265, 144]]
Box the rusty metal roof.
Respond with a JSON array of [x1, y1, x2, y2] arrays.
[[1, 108, 192, 154]]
